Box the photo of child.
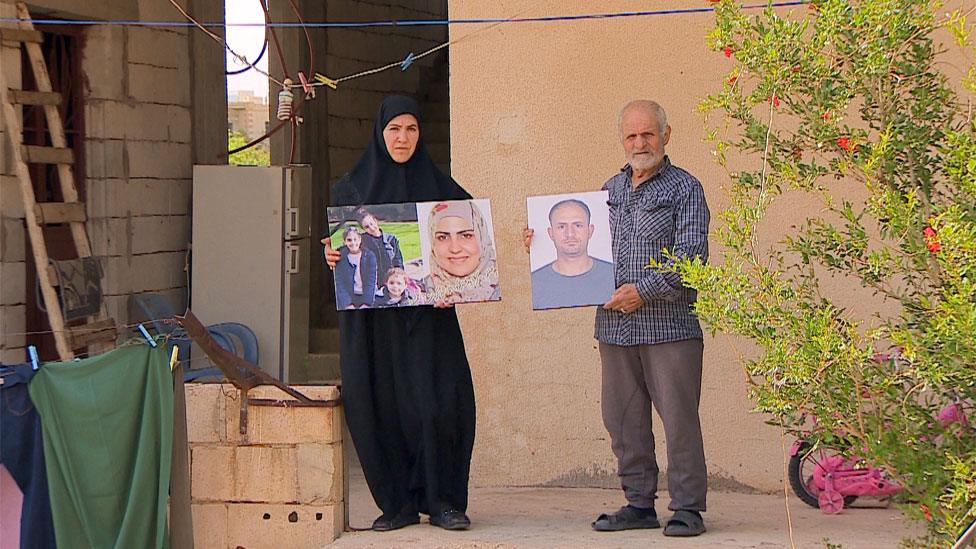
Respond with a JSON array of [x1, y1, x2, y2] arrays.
[[334, 227, 377, 309], [326, 203, 425, 310], [382, 266, 424, 307]]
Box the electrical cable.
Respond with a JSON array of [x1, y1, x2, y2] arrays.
[[257, 0, 289, 81], [226, 36, 267, 75]]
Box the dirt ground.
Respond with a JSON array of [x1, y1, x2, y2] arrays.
[[327, 468, 919, 548]]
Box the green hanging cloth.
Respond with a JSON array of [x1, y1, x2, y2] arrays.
[[29, 344, 173, 549]]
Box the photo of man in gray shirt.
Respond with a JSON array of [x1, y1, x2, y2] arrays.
[[530, 197, 614, 310]]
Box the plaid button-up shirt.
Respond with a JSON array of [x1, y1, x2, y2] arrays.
[[595, 157, 710, 346]]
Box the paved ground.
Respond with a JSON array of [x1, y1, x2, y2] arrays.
[[328, 469, 920, 548]]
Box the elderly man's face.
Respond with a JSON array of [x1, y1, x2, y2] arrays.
[[548, 203, 593, 259], [621, 107, 670, 174]]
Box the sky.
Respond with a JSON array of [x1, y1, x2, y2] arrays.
[[225, 2, 269, 99]]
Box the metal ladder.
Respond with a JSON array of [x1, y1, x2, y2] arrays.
[[0, 2, 115, 359]]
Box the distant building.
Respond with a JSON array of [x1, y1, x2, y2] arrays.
[[228, 90, 269, 149]]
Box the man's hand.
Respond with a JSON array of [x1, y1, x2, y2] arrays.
[[603, 283, 644, 314], [321, 237, 340, 270], [522, 227, 534, 254]]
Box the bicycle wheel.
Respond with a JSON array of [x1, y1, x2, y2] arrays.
[[788, 441, 858, 509]]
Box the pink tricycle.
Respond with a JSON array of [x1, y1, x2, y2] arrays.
[[788, 401, 969, 514], [788, 440, 901, 513]]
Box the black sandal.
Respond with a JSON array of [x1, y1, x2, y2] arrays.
[[663, 509, 706, 537], [592, 505, 660, 531]]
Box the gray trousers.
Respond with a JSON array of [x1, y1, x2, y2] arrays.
[[599, 339, 707, 512]]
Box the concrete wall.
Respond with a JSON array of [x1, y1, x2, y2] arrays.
[[83, 18, 193, 328], [446, 0, 785, 492], [0, 1, 26, 363], [186, 384, 343, 548]]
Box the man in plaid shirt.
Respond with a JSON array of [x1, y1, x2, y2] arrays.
[[591, 100, 711, 537]]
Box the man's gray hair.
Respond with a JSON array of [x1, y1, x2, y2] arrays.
[[617, 100, 668, 136]]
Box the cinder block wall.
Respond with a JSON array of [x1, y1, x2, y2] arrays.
[[0, 2, 26, 363], [0, 1, 196, 363], [186, 384, 344, 548], [83, 22, 192, 326]]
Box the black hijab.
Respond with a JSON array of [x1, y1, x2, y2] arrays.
[[330, 95, 470, 207]]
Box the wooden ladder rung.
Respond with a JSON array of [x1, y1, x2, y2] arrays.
[[9, 89, 61, 105], [0, 28, 42, 44], [68, 319, 118, 350], [21, 145, 74, 165], [34, 201, 86, 224]]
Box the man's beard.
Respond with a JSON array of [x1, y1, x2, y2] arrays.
[[629, 152, 658, 172]]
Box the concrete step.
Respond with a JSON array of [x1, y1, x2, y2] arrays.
[[292, 352, 341, 384]]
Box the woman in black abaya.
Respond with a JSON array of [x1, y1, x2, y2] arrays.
[[323, 96, 476, 531]]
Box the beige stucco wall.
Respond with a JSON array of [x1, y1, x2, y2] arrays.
[[447, 0, 791, 492]]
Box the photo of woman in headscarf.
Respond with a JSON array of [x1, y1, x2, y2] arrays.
[[333, 227, 377, 309], [422, 200, 500, 304], [321, 96, 476, 533]]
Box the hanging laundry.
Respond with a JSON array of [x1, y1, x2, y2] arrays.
[[28, 344, 174, 549], [0, 363, 57, 549]]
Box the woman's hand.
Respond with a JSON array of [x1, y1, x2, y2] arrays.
[[433, 297, 457, 309], [322, 237, 340, 270], [522, 227, 534, 254]]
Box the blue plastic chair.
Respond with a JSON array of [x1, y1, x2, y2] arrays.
[[132, 293, 259, 381]]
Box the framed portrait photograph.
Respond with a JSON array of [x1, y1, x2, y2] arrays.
[[526, 191, 614, 310], [327, 199, 500, 310]]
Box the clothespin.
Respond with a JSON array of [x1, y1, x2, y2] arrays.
[[313, 73, 338, 90], [137, 324, 158, 348], [400, 52, 415, 71], [297, 71, 314, 99], [28, 345, 39, 371], [169, 346, 179, 371]]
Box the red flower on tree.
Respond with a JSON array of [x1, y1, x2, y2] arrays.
[[723, 46, 733, 58], [770, 94, 781, 107], [923, 226, 941, 253], [836, 136, 851, 151], [822, 110, 831, 121], [727, 74, 738, 85]]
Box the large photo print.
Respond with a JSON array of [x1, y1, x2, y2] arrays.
[[526, 191, 614, 310], [416, 199, 501, 304], [327, 199, 500, 309], [327, 204, 425, 309]]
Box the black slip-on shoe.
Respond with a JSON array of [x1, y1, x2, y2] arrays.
[[429, 508, 471, 530], [371, 510, 420, 531]]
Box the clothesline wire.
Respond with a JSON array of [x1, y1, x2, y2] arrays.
[[0, 3, 809, 29], [0, 350, 240, 370], [3, 317, 185, 338]]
